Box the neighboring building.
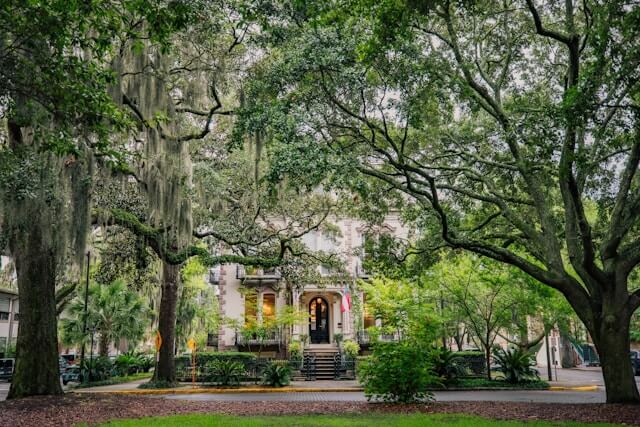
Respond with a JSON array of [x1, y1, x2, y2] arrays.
[[0, 288, 19, 358], [214, 215, 407, 356]]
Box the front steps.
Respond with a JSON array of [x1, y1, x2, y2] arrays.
[[291, 347, 339, 381], [305, 349, 339, 380]]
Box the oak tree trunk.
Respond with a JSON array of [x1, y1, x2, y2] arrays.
[[7, 216, 62, 399], [591, 310, 639, 404], [153, 261, 180, 385]]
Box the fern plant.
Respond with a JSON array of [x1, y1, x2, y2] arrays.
[[206, 359, 245, 386], [262, 361, 291, 387], [493, 347, 538, 384]]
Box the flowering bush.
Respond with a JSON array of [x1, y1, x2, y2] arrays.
[[342, 340, 360, 359]]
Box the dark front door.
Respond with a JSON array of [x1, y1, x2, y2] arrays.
[[309, 297, 329, 344]]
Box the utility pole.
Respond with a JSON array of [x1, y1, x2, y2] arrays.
[[79, 251, 90, 380]]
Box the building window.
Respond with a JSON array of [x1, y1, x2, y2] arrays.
[[0, 312, 9, 321], [363, 295, 375, 329], [206, 333, 218, 347], [13, 313, 19, 322], [244, 291, 258, 325], [262, 294, 276, 320]]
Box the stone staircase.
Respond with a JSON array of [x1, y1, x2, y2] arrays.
[[302, 348, 339, 380]]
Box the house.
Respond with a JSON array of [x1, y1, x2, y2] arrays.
[[0, 287, 19, 358], [213, 215, 407, 357]]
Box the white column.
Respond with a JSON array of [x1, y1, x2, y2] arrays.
[[292, 289, 301, 338]]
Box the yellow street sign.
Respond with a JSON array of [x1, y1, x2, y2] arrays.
[[155, 331, 162, 351], [187, 338, 197, 351]]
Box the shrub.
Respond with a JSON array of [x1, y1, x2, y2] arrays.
[[114, 354, 140, 376], [343, 340, 360, 359], [429, 347, 465, 382], [206, 359, 246, 386], [492, 347, 539, 384], [289, 341, 303, 360], [333, 333, 344, 345], [81, 356, 112, 381], [138, 354, 154, 373], [175, 352, 256, 370], [262, 360, 291, 387], [358, 342, 436, 403]]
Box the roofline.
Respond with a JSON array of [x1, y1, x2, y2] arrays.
[[0, 287, 18, 296]]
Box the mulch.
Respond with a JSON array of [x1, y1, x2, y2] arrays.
[[1, 394, 640, 426]]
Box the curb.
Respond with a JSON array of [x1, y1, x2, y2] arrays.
[[427, 387, 550, 391], [75, 387, 364, 395], [548, 385, 599, 391]]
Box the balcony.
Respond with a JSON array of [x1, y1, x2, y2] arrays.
[[236, 265, 281, 286], [209, 266, 220, 284], [355, 262, 369, 279]]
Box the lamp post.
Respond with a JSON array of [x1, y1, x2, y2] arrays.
[[88, 324, 97, 383]]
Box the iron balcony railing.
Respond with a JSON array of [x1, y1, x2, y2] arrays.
[[355, 262, 369, 279], [236, 265, 281, 281], [209, 266, 221, 284]]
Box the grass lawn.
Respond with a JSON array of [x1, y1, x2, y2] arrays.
[[96, 413, 617, 426]]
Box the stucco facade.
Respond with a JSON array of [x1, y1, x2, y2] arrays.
[[0, 288, 19, 358], [215, 215, 408, 353]]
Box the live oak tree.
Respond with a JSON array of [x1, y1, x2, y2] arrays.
[[238, 0, 640, 402], [104, 4, 340, 385], [0, 0, 190, 398]]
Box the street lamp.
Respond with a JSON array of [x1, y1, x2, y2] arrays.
[[88, 324, 98, 382]]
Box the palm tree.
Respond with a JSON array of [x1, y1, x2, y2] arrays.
[[61, 280, 149, 356]]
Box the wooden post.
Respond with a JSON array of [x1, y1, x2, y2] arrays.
[[187, 338, 197, 387]]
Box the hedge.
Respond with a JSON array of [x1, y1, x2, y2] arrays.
[[175, 352, 256, 370], [454, 351, 486, 377]]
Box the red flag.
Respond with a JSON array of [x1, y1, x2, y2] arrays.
[[341, 285, 351, 312]]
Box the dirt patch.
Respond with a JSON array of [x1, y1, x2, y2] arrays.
[[1, 394, 640, 426]]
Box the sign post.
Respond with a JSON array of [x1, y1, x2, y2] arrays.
[[154, 331, 162, 379], [187, 338, 197, 387]]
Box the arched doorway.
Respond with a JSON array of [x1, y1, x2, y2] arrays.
[[309, 297, 330, 344]]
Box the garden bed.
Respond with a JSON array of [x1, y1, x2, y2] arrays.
[[2, 394, 640, 426]]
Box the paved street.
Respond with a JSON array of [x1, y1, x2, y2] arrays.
[[548, 367, 609, 386]]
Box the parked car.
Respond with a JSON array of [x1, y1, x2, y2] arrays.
[[60, 354, 77, 365], [61, 366, 84, 385], [0, 358, 15, 381], [631, 351, 640, 376]]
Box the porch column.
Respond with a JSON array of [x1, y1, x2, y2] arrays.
[[292, 289, 301, 338]]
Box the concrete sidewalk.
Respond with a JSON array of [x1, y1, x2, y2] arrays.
[[74, 379, 362, 394]]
